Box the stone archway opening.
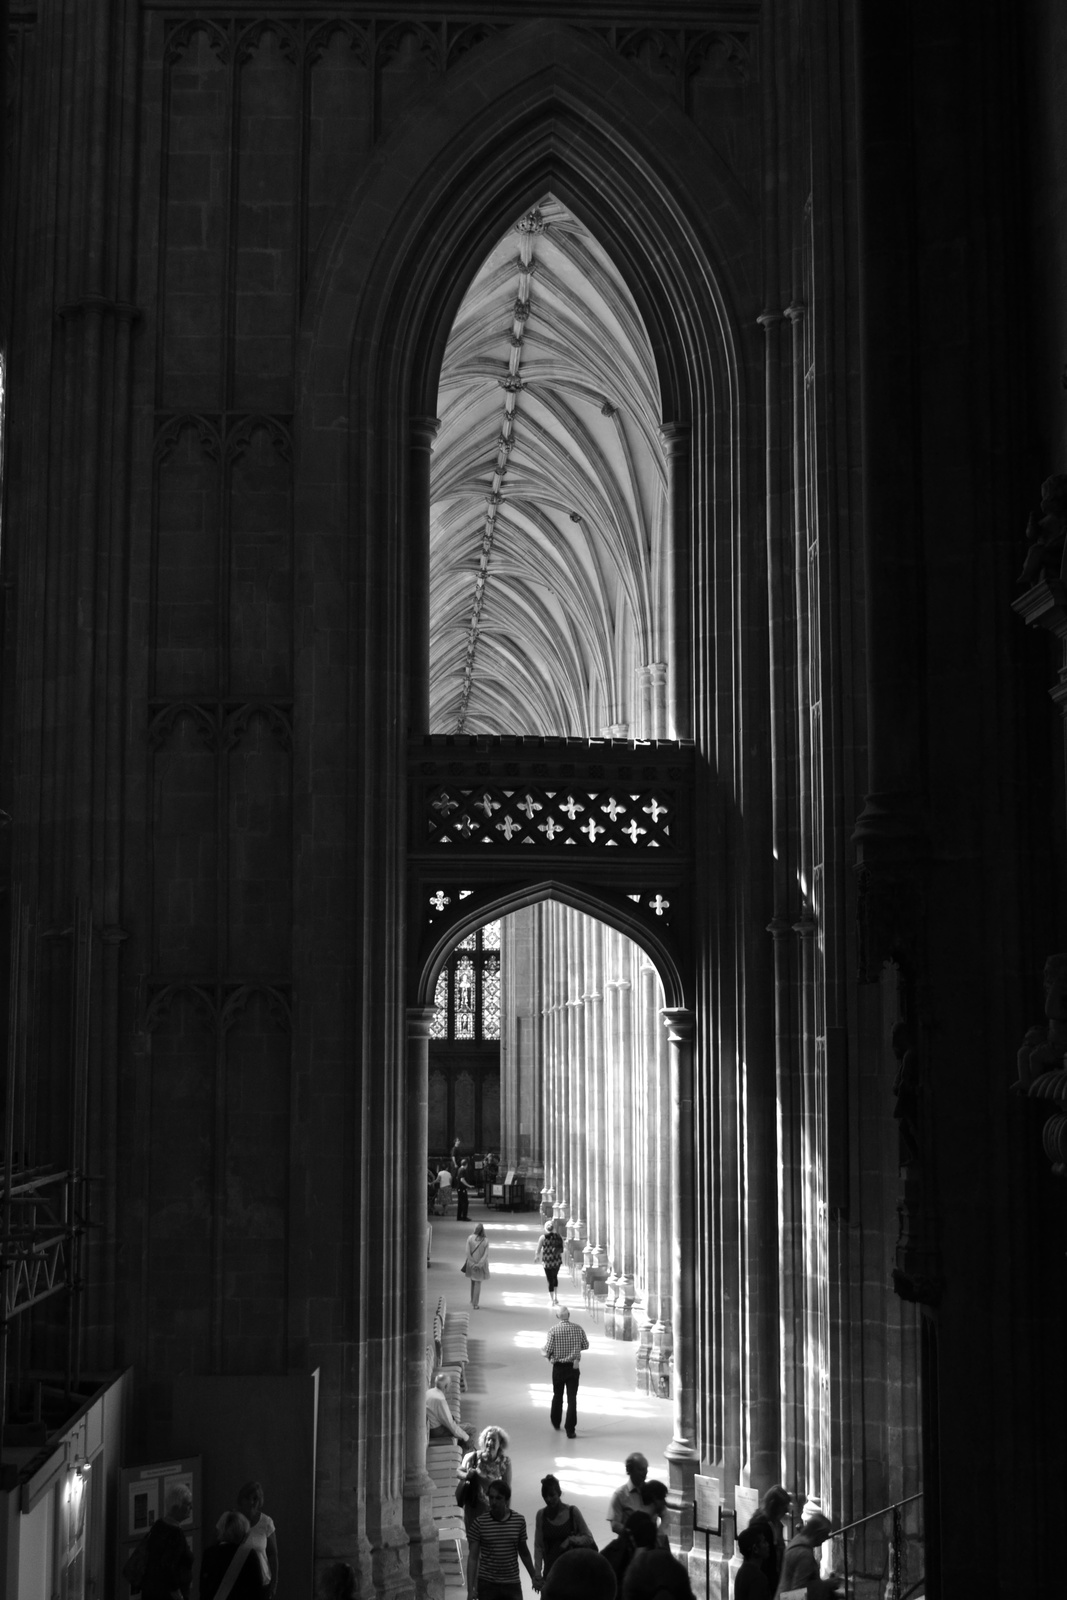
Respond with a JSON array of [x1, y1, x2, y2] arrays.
[[423, 897, 677, 1373], [404, 188, 702, 1556], [427, 191, 681, 744]]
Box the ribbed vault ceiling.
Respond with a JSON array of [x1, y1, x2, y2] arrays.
[[430, 195, 667, 738]]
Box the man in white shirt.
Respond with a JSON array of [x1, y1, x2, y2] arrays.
[[607, 1452, 649, 1532], [542, 1305, 589, 1438], [425, 1374, 468, 1444]]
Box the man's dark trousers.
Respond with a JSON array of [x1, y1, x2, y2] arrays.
[[550, 1361, 580, 1433]]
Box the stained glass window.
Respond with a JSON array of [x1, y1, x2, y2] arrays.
[[430, 969, 448, 1039], [482, 953, 501, 1039], [454, 956, 475, 1039], [433, 924, 503, 1042]]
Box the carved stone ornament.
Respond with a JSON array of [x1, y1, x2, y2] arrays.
[[1015, 953, 1067, 1174], [1017, 474, 1067, 586]]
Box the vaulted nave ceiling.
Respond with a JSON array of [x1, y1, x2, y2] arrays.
[[430, 196, 668, 739]]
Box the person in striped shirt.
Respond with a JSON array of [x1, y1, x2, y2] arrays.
[[468, 1481, 540, 1600], [542, 1304, 590, 1437]]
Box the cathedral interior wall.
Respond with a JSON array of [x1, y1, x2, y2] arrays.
[[1, 4, 1066, 1594]]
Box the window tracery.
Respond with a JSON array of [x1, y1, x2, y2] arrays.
[[431, 922, 502, 1042]]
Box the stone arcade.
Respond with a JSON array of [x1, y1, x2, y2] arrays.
[[1, 4, 1066, 1597]]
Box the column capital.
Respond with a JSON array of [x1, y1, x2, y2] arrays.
[[784, 301, 807, 323], [660, 1006, 695, 1044], [406, 1004, 438, 1040], [410, 415, 441, 450], [756, 308, 784, 329], [658, 421, 690, 457]]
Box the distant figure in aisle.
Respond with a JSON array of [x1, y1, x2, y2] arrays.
[[468, 1480, 541, 1600], [215, 1480, 278, 1599], [534, 1218, 565, 1304], [456, 1157, 477, 1221], [435, 1162, 454, 1215], [542, 1304, 589, 1437], [734, 1526, 772, 1599], [139, 1483, 194, 1600], [463, 1220, 491, 1307], [533, 1474, 593, 1585], [608, 1453, 649, 1532], [745, 1485, 790, 1596], [199, 1513, 264, 1600], [426, 1373, 469, 1444]]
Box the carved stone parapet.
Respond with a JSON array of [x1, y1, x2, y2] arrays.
[[1015, 954, 1067, 1180]]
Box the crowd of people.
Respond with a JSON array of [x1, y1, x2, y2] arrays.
[[431, 1145, 501, 1220], [127, 1178, 839, 1600], [434, 1199, 840, 1600], [451, 1446, 838, 1600], [128, 1477, 278, 1600]]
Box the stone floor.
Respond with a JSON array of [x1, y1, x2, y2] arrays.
[[427, 1202, 674, 1597]]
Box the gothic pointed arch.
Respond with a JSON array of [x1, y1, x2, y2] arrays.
[[417, 877, 687, 1012]]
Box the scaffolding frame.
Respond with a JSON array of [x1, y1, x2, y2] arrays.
[[0, 893, 92, 1444]]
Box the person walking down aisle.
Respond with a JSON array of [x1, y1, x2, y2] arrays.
[[542, 1305, 589, 1437], [460, 1427, 513, 1492], [463, 1221, 491, 1308], [533, 1475, 593, 1586], [608, 1454, 649, 1533], [468, 1480, 541, 1600], [534, 1219, 565, 1304]]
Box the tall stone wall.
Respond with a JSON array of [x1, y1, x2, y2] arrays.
[[3, 2, 1065, 1593]]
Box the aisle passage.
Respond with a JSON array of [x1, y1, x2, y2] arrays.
[[428, 1208, 675, 1594]]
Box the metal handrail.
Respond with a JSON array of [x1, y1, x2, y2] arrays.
[[831, 1491, 923, 1599]]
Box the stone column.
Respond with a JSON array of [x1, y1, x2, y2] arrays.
[[603, 965, 625, 1336], [403, 1005, 443, 1599], [585, 920, 610, 1292], [662, 1007, 698, 1552], [660, 423, 691, 740], [648, 662, 669, 740], [614, 964, 637, 1339], [648, 967, 672, 1394], [565, 929, 586, 1267], [408, 417, 439, 734], [551, 904, 568, 1227], [635, 663, 653, 740]]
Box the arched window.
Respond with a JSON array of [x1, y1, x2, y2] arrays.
[[430, 921, 501, 1041]]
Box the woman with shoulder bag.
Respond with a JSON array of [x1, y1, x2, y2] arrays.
[[462, 1222, 490, 1309]]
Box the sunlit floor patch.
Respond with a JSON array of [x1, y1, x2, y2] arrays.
[[546, 1457, 670, 1500], [526, 1382, 668, 1419]]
